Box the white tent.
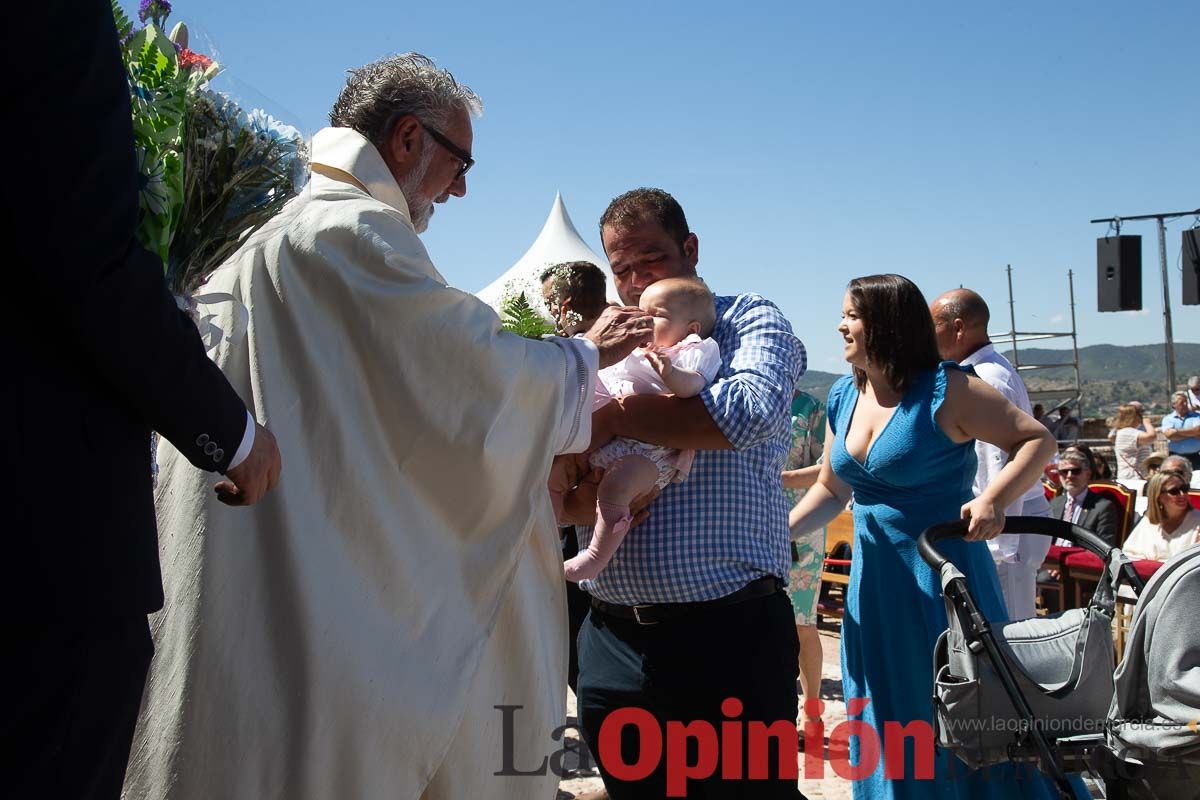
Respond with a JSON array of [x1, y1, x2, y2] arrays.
[[476, 193, 620, 315]]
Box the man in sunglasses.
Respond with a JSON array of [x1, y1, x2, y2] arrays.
[[1048, 450, 1120, 548], [127, 53, 654, 800]]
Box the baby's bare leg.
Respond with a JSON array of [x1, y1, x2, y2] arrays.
[[563, 455, 660, 582]]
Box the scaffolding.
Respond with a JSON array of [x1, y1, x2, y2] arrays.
[[991, 265, 1083, 415]]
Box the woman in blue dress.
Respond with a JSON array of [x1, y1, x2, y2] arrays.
[[789, 275, 1084, 799]]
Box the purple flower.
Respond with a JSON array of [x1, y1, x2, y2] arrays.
[[138, 0, 172, 26]]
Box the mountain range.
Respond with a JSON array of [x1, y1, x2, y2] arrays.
[[796, 342, 1200, 417]]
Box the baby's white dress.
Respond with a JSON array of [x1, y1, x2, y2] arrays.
[[590, 334, 723, 488]]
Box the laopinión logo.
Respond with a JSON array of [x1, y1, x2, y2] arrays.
[[496, 703, 1200, 795], [495, 698, 940, 797]]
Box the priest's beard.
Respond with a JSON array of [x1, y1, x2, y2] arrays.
[[400, 146, 437, 233]]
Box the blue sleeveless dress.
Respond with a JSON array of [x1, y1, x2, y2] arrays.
[[827, 364, 1087, 799]]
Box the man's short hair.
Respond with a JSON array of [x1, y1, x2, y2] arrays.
[[329, 53, 482, 148], [1160, 454, 1193, 482], [1160, 455, 1193, 483], [642, 276, 717, 338], [599, 188, 690, 251], [1172, 391, 1190, 406], [1060, 444, 1098, 473], [1188, 375, 1200, 389], [539, 261, 608, 323], [933, 288, 990, 330]]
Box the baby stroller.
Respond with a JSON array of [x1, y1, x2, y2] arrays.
[[918, 516, 1155, 799]]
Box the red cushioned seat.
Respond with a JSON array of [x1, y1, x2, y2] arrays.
[[1063, 550, 1102, 572], [1062, 551, 1164, 608], [1132, 559, 1164, 582], [1063, 551, 1164, 580], [1044, 545, 1083, 565]]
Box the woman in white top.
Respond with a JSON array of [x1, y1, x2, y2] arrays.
[[1112, 403, 1157, 481], [1122, 470, 1200, 561]]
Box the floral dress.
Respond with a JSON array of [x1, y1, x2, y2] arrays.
[[785, 391, 826, 625]]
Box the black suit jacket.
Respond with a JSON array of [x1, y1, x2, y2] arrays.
[[3, 1, 248, 618], [1049, 490, 1121, 548]]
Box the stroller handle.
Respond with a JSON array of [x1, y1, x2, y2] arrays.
[[917, 516, 1115, 573]]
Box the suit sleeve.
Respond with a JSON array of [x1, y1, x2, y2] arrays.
[[1092, 499, 1121, 548], [5, 0, 248, 472]]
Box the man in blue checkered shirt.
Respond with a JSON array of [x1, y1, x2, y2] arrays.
[[563, 188, 808, 799]]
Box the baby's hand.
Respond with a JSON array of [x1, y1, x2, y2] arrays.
[[646, 350, 674, 379]]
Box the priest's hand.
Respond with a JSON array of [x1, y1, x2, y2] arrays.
[[560, 466, 603, 526], [215, 422, 282, 506], [585, 306, 653, 368]]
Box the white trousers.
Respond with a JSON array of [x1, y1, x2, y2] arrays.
[[989, 495, 1053, 622]]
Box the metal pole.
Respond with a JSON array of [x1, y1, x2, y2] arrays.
[[1068, 270, 1081, 412], [1157, 217, 1177, 397], [1007, 265, 1019, 367]]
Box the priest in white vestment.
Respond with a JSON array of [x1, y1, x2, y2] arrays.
[[124, 54, 651, 800]]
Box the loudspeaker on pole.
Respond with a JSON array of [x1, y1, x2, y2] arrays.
[[1097, 235, 1142, 312], [1183, 228, 1200, 306]]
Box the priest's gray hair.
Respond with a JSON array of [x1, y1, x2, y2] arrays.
[[329, 53, 483, 147]]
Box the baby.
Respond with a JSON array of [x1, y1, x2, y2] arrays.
[[562, 276, 721, 582]]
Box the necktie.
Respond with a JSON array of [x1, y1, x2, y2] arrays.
[[1063, 495, 1076, 524]]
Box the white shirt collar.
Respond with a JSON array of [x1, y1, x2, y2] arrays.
[[959, 342, 996, 368], [309, 127, 413, 225]]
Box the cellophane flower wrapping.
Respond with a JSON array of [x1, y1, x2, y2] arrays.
[[112, 1, 308, 296]]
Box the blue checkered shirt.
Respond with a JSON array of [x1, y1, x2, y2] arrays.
[[579, 293, 806, 604]]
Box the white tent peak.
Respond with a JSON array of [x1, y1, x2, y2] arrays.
[[476, 192, 619, 313]]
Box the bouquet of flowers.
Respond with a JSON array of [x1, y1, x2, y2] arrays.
[[112, 0, 307, 296]]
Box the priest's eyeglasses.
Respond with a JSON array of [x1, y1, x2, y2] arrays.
[[420, 122, 475, 180]]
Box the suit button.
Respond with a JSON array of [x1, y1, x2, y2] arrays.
[[214, 448, 225, 462], [204, 442, 218, 456], [197, 434, 210, 446]]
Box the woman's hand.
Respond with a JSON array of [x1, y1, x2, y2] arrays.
[[960, 496, 1005, 541]]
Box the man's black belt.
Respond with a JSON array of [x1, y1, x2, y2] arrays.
[[589, 575, 782, 626]]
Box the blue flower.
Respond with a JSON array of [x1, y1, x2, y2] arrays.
[[135, 146, 170, 215], [138, 0, 172, 27]]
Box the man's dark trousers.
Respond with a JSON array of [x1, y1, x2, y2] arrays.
[[5, 616, 153, 798], [562, 526, 593, 694], [576, 586, 804, 798]]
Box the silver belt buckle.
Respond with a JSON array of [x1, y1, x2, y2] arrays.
[[632, 605, 658, 626]]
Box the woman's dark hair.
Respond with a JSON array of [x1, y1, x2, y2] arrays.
[[847, 274, 941, 394]]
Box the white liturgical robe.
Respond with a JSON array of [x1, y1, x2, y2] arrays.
[[124, 127, 597, 799]]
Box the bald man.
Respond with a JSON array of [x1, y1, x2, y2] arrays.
[[931, 289, 1051, 621]]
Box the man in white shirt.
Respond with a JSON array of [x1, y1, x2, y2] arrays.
[[1187, 375, 1200, 412], [931, 288, 1051, 620], [125, 53, 653, 800]]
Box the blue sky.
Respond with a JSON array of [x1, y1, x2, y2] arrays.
[[132, 0, 1199, 374]]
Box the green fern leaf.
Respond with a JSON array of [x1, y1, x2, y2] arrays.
[[500, 292, 555, 340], [111, 0, 133, 40]]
